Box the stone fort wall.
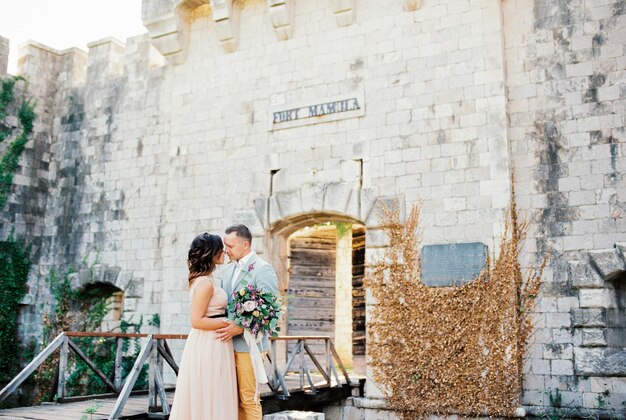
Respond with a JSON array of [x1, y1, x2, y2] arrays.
[[0, 0, 624, 416]]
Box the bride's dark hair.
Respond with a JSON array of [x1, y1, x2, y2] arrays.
[[187, 233, 223, 285]]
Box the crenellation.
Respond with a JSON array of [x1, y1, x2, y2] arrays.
[[86, 37, 126, 81], [0, 35, 8, 75]]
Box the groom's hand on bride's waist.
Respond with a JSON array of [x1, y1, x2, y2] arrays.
[[215, 320, 244, 342]]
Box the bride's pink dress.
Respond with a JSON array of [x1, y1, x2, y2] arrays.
[[169, 275, 238, 420]]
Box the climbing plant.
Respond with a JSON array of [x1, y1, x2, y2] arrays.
[[366, 200, 545, 418], [34, 266, 148, 402], [0, 76, 35, 383], [0, 234, 31, 381], [0, 75, 35, 210]]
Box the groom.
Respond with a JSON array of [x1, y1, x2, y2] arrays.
[[216, 224, 279, 420]]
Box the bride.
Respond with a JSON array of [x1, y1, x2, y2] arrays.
[[169, 233, 238, 419]]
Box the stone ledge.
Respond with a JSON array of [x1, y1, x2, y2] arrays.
[[589, 248, 625, 279], [263, 411, 324, 420], [574, 348, 626, 376], [571, 308, 607, 327]]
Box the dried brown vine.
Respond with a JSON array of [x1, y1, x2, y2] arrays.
[[366, 202, 545, 418]]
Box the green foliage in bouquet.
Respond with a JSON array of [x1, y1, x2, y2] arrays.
[[227, 281, 283, 338]]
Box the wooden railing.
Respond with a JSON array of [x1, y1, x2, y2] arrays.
[[267, 336, 351, 399], [0, 332, 352, 419]]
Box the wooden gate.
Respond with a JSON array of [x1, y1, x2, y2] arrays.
[[287, 227, 336, 355]]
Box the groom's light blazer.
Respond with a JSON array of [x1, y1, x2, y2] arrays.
[[220, 252, 279, 353]]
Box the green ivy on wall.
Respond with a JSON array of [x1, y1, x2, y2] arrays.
[[0, 76, 35, 383], [0, 75, 35, 210], [0, 234, 31, 381]]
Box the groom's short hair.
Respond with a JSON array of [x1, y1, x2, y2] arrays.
[[225, 224, 252, 243]]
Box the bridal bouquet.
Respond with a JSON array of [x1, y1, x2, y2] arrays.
[[228, 281, 283, 338], [228, 281, 283, 397]]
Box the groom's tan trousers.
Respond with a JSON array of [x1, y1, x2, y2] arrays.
[[235, 352, 262, 420]]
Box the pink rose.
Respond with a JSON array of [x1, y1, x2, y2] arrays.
[[243, 300, 257, 312]]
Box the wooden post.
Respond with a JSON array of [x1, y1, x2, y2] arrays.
[[148, 340, 157, 411], [114, 337, 123, 391], [325, 338, 331, 384], [302, 343, 330, 383], [329, 341, 351, 385], [108, 336, 153, 420], [157, 339, 164, 386], [56, 335, 69, 401], [299, 341, 305, 389], [154, 365, 170, 415], [67, 339, 118, 393], [0, 332, 65, 403]]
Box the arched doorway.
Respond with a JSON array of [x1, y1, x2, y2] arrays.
[[267, 213, 366, 375]]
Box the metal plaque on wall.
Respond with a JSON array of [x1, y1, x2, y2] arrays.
[[421, 242, 488, 287]]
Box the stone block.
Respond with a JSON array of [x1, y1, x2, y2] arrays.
[[233, 209, 264, 237], [267, 0, 294, 40], [263, 412, 324, 420], [543, 343, 573, 360], [104, 266, 121, 284], [299, 183, 325, 213], [142, 0, 189, 65], [86, 38, 126, 81], [324, 182, 354, 215], [589, 248, 625, 279], [115, 271, 134, 291], [615, 242, 626, 260], [253, 198, 268, 229], [579, 289, 611, 308], [574, 348, 626, 376], [571, 308, 607, 327], [552, 359, 574, 375], [360, 187, 379, 224], [331, 0, 355, 27], [546, 312, 572, 328], [269, 196, 282, 225], [581, 328, 607, 347], [211, 0, 240, 52], [126, 278, 144, 298], [569, 260, 604, 289], [275, 189, 302, 220]]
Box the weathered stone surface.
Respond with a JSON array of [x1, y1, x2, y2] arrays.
[[211, 0, 239, 52], [402, 0, 422, 11], [253, 198, 268, 229], [125, 278, 144, 298], [275, 189, 302, 220], [0, 35, 8, 75], [331, 0, 355, 27], [574, 348, 626, 376], [571, 308, 607, 328], [323, 182, 353, 215], [589, 249, 625, 279], [267, 0, 293, 40], [299, 183, 325, 213], [263, 411, 324, 420], [569, 260, 604, 289], [233, 209, 264, 237], [581, 328, 607, 347], [115, 271, 133, 291]]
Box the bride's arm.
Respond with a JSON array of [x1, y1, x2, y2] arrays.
[[190, 280, 229, 331]]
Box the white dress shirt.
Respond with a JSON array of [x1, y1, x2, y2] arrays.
[[231, 251, 255, 290]]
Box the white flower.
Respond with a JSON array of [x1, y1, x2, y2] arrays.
[[243, 300, 257, 312]]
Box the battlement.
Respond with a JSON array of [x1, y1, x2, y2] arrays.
[[141, 0, 422, 65], [0, 35, 9, 75]]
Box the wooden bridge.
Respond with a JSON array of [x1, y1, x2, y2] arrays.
[[0, 332, 360, 419]]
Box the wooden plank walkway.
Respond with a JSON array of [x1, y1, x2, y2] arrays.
[[0, 391, 174, 419], [0, 377, 355, 419]]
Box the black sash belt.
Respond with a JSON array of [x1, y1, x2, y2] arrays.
[[208, 312, 228, 319]]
